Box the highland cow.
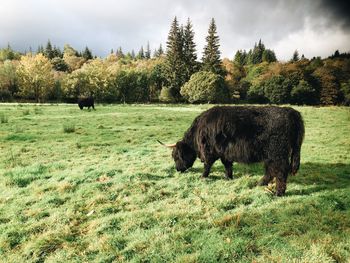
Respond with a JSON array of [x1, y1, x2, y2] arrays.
[[159, 106, 304, 196], [78, 96, 95, 110]]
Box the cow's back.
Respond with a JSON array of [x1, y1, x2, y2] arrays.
[[192, 106, 300, 163]]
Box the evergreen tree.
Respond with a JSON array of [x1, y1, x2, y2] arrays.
[[110, 49, 114, 54], [145, 42, 151, 59], [234, 50, 246, 66], [52, 46, 62, 58], [37, 45, 44, 54], [137, 46, 145, 59], [291, 50, 299, 62], [154, 44, 164, 57], [82, 46, 93, 60], [164, 16, 186, 100], [45, 40, 54, 59], [262, 49, 277, 63], [183, 18, 197, 81], [248, 39, 265, 64], [202, 18, 222, 75], [131, 49, 136, 59], [116, 47, 124, 59]]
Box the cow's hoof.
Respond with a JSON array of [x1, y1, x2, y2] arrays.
[[258, 180, 268, 186], [200, 176, 208, 180], [224, 176, 233, 180]]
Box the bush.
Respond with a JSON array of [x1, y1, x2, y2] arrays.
[[180, 71, 228, 103], [159, 87, 176, 103]]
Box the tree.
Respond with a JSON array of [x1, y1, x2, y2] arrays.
[[145, 42, 151, 59], [0, 60, 18, 100], [137, 46, 145, 59], [291, 79, 316, 105], [248, 40, 265, 64], [234, 50, 247, 66], [180, 71, 228, 103], [82, 46, 93, 60], [0, 44, 20, 61], [51, 57, 69, 72], [164, 16, 186, 100], [202, 18, 222, 75], [262, 49, 277, 63], [183, 18, 197, 81], [16, 54, 55, 102], [291, 50, 300, 62], [45, 40, 54, 59], [116, 47, 124, 59], [154, 44, 164, 58], [263, 75, 292, 104], [313, 66, 340, 105]]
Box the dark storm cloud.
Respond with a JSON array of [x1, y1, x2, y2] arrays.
[[0, 0, 349, 60], [318, 0, 350, 30]]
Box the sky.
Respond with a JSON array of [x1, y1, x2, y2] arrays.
[[0, 0, 349, 61]]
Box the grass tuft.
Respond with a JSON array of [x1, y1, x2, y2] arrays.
[[63, 123, 75, 133]]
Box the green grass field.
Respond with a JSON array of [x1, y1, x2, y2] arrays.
[[0, 104, 350, 263]]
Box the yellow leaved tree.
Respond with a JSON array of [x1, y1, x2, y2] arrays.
[[16, 53, 55, 102]]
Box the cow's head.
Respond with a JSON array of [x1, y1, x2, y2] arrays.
[[158, 140, 196, 172]]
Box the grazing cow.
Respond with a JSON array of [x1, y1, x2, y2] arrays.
[[78, 96, 95, 110], [159, 106, 304, 196]]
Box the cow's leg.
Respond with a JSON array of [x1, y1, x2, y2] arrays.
[[92, 104, 95, 110], [202, 160, 215, 179], [221, 158, 233, 179], [274, 160, 289, 196], [259, 161, 274, 186]]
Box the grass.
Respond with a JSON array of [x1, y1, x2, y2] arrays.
[[0, 103, 349, 262], [63, 123, 76, 133]]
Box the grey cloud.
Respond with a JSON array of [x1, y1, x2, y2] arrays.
[[0, 0, 349, 60]]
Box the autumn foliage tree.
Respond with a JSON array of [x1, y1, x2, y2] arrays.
[[16, 54, 55, 102]]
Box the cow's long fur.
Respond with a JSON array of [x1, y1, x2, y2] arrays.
[[78, 97, 95, 110], [171, 106, 304, 196]]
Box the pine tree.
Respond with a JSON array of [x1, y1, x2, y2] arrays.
[[52, 46, 62, 58], [164, 17, 186, 100], [249, 39, 265, 64], [137, 46, 145, 59], [202, 18, 222, 75], [82, 46, 93, 60], [116, 47, 124, 59], [183, 18, 197, 81], [262, 49, 277, 63], [131, 49, 136, 59], [145, 42, 151, 59], [154, 44, 164, 57], [37, 45, 44, 54], [291, 50, 299, 62], [45, 40, 54, 59]]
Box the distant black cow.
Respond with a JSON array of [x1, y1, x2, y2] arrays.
[[78, 96, 95, 110], [159, 106, 304, 196]]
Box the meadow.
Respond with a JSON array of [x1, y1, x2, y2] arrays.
[[0, 103, 349, 263]]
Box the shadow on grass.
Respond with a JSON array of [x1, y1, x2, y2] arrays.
[[163, 161, 350, 196], [286, 162, 350, 196]]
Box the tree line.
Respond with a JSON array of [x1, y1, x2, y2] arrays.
[[0, 17, 350, 105]]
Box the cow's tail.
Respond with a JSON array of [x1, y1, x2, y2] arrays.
[[290, 110, 305, 175]]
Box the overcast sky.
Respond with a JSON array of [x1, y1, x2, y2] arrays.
[[1, 0, 349, 61]]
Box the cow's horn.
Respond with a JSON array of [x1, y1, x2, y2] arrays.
[[157, 140, 176, 148]]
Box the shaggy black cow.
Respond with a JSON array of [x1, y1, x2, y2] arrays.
[[78, 96, 95, 110], [159, 106, 304, 196]]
